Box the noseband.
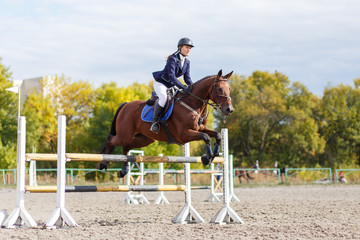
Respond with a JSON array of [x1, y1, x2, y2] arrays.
[[211, 79, 232, 109], [182, 78, 231, 111], [176, 76, 232, 114]]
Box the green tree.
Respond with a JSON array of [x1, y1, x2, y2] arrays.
[[319, 81, 360, 168], [217, 71, 324, 168], [0, 59, 17, 168], [23, 75, 95, 168], [22, 92, 57, 154]]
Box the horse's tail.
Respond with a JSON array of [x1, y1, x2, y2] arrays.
[[99, 102, 127, 154], [246, 171, 254, 179], [110, 102, 127, 136]]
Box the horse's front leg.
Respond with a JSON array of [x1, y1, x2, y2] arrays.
[[181, 130, 213, 166], [201, 133, 213, 166], [201, 128, 221, 160]]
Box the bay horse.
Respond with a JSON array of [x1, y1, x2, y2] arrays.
[[96, 70, 234, 178]]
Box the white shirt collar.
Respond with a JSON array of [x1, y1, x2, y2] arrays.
[[179, 54, 186, 67]]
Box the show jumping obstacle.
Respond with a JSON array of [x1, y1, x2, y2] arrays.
[[2, 115, 243, 228], [25, 185, 186, 193], [25, 153, 225, 163], [122, 150, 149, 204]]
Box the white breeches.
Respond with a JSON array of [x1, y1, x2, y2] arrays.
[[153, 81, 168, 107]]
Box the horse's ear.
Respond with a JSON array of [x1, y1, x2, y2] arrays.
[[224, 71, 233, 79], [217, 70, 223, 79]]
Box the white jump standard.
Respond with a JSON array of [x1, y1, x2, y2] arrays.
[[2, 117, 37, 228], [210, 128, 244, 224], [45, 115, 78, 228]]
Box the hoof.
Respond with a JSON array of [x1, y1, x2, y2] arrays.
[[201, 155, 210, 166], [117, 170, 128, 178], [96, 162, 109, 171]]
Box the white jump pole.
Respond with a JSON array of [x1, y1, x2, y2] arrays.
[[210, 128, 244, 224], [229, 155, 240, 202], [45, 115, 77, 228], [155, 154, 170, 204], [3, 116, 37, 228], [172, 143, 204, 224]]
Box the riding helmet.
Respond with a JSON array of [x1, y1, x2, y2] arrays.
[[178, 38, 194, 48]]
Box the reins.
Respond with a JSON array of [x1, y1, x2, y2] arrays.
[[175, 77, 231, 125]]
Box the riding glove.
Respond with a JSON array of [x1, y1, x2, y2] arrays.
[[182, 85, 191, 94]]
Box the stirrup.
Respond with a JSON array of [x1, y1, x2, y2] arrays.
[[150, 122, 160, 134]]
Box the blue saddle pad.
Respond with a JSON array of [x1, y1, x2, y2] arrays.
[[141, 98, 175, 122]]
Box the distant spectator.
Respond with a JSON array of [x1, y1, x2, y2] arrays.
[[280, 167, 287, 184], [254, 160, 259, 174], [338, 171, 347, 183], [273, 161, 278, 175]]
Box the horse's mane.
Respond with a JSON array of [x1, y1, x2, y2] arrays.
[[192, 75, 216, 87]]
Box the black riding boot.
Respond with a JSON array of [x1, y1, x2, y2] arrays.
[[150, 103, 164, 134]]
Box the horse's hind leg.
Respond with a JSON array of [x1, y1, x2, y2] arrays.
[[96, 136, 116, 170], [117, 134, 154, 178]]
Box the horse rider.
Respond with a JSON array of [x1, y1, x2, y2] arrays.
[[150, 37, 194, 134]]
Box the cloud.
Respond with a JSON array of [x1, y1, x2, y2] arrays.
[[0, 0, 359, 96]]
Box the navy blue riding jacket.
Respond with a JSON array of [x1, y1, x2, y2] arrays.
[[152, 52, 193, 89]]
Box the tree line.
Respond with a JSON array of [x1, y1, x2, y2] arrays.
[[1, 59, 359, 170], [216, 71, 360, 170]]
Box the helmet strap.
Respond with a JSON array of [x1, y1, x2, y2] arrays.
[[178, 46, 187, 57]]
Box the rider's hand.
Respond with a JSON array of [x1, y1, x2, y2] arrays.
[[182, 86, 191, 94]]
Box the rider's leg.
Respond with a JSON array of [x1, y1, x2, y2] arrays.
[[151, 81, 167, 133], [150, 103, 164, 133]]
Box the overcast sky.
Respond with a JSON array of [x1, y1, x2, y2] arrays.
[[1, 0, 359, 96]]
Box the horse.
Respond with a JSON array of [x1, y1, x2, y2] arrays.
[[96, 70, 234, 178], [235, 169, 255, 183]]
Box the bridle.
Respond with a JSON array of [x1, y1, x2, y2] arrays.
[[210, 79, 232, 109], [188, 77, 231, 111], [175, 76, 231, 125]]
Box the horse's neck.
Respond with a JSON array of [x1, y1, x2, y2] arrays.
[[192, 77, 214, 101], [181, 77, 214, 111]]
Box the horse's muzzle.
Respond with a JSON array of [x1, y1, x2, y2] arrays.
[[222, 104, 234, 116]]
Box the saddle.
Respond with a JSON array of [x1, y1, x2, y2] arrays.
[[141, 88, 177, 123], [141, 88, 179, 145], [146, 88, 175, 111]]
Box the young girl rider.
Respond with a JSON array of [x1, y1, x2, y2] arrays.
[[150, 37, 194, 133]]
